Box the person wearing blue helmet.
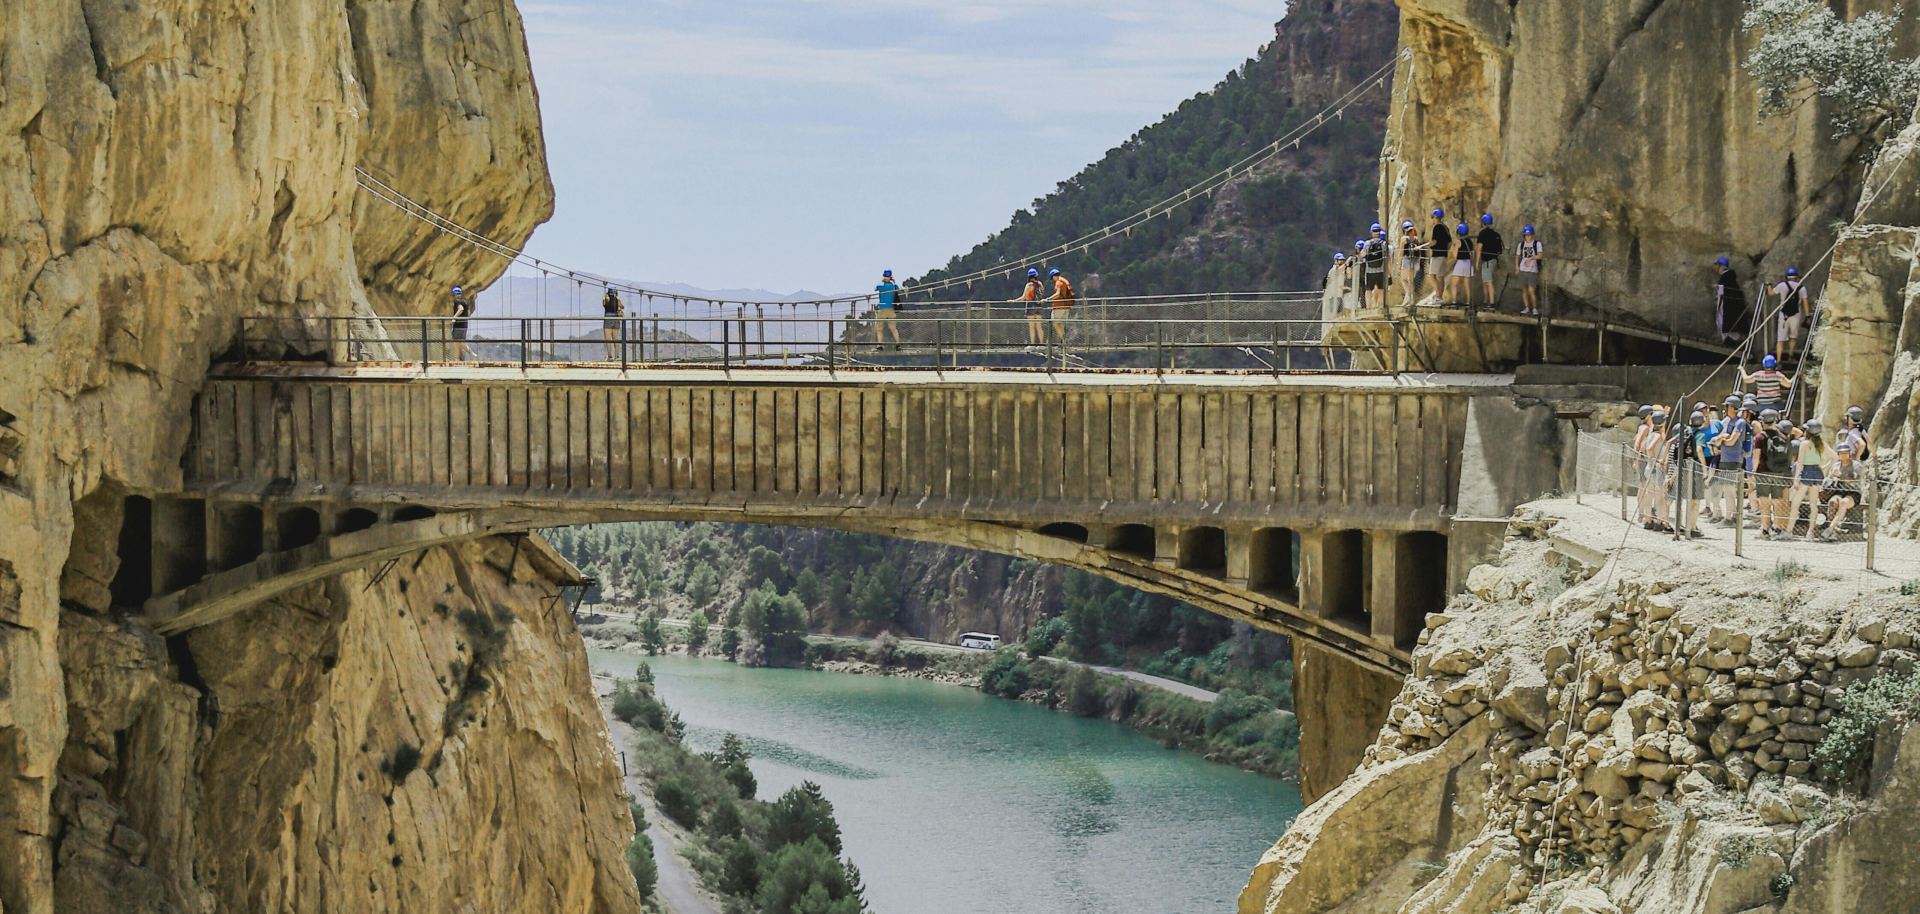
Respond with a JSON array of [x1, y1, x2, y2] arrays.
[[1015, 268, 1045, 344], [1045, 268, 1078, 342], [873, 269, 902, 346], [1428, 208, 1450, 299], [1771, 267, 1810, 361], [1743, 352, 1792, 415], [1516, 224, 1543, 316], [1398, 220, 1422, 310], [1711, 257, 1747, 343], [1361, 223, 1389, 310], [600, 286, 624, 360], [1329, 252, 1351, 311], [1475, 213, 1503, 310], [1447, 222, 1475, 307], [450, 284, 473, 360]]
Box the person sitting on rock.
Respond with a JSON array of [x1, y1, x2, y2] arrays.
[[1817, 442, 1864, 542]]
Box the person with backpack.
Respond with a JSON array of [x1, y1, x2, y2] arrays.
[[1515, 225, 1543, 316], [601, 287, 624, 361], [1669, 410, 1710, 537], [1475, 213, 1504, 311], [1842, 405, 1870, 463], [1753, 411, 1793, 538], [1713, 258, 1749, 343], [1428, 208, 1451, 300], [873, 269, 902, 346], [1362, 223, 1389, 311], [1772, 267, 1810, 362], [1015, 268, 1045, 345], [450, 284, 473, 361], [1045, 268, 1076, 342], [1447, 223, 1475, 308]]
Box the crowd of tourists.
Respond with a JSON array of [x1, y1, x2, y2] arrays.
[[1330, 209, 1538, 315], [1626, 381, 1873, 543]]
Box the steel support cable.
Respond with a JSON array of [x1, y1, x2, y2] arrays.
[[351, 54, 1395, 307]]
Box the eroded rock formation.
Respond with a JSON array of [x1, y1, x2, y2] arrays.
[[1378, 0, 1916, 336], [1241, 514, 1920, 914], [1, 1, 636, 911]]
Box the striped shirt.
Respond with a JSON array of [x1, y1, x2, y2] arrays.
[[1750, 369, 1787, 403]]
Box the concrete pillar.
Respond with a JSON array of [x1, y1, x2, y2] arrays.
[[1223, 527, 1252, 588], [1153, 526, 1179, 569], [1368, 533, 1415, 649], [150, 498, 207, 596], [1299, 529, 1364, 623], [211, 502, 265, 570], [1294, 640, 1402, 804]]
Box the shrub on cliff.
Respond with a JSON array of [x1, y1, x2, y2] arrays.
[[1023, 616, 1069, 657], [1813, 670, 1920, 787], [1742, 0, 1920, 142], [1064, 665, 1107, 718], [626, 831, 658, 899], [980, 651, 1032, 697], [1204, 689, 1272, 736]]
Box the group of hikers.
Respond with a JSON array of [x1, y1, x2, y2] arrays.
[[1330, 209, 1539, 314], [867, 266, 1081, 346], [1629, 369, 1872, 543]]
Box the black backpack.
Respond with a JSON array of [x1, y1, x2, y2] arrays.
[[1364, 237, 1386, 268], [1762, 431, 1790, 471]]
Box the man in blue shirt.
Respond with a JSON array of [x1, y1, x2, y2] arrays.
[[1710, 396, 1750, 524], [874, 269, 901, 346]]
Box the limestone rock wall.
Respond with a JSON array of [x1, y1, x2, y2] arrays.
[[1378, 0, 1915, 334], [0, 0, 638, 911], [1239, 516, 1920, 914]]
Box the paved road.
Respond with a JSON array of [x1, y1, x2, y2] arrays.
[[585, 609, 1221, 703], [595, 676, 721, 914]]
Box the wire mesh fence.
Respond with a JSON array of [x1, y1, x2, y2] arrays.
[[1569, 431, 1915, 573], [234, 307, 1409, 374]]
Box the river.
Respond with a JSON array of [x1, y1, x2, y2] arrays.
[[589, 651, 1303, 914]]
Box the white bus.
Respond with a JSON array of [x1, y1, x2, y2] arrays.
[[957, 632, 1002, 650]]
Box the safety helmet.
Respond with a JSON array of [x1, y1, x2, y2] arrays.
[[1049, 268, 1061, 277], [1481, 213, 1494, 225], [1762, 354, 1777, 369], [1786, 267, 1799, 277], [1777, 421, 1794, 435], [1694, 401, 1709, 412], [1742, 397, 1758, 412], [1650, 411, 1668, 425], [1523, 225, 1535, 235], [1638, 404, 1655, 418], [1846, 405, 1865, 422], [1715, 257, 1730, 267], [1805, 420, 1823, 435], [1028, 268, 1040, 278], [1334, 253, 1347, 261], [1456, 223, 1469, 236], [1356, 240, 1367, 250], [1370, 222, 1384, 233], [1760, 408, 1781, 422], [451, 285, 463, 294], [1402, 220, 1415, 230], [1837, 441, 1855, 454], [1432, 208, 1444, 219], [1689, 411, 1706, 428], [1722, 396, 1741, 409], [882, 269, 893, 278]]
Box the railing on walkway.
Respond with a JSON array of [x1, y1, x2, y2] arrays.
[[233, 309, 1413, 375], [1570, 431, 1910, 574]]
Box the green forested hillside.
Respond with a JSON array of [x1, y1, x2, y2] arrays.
[[915, 0, 1397, 298]]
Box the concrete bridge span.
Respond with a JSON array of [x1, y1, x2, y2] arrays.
[[140, 365, 1565, 677]]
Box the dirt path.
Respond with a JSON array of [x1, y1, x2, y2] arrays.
[[595, 676, 721, 914]]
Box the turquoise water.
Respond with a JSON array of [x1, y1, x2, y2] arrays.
[[590, 651, 1302, 914]]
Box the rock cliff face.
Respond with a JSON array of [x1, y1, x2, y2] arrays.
[[1378, 0, 1914, 334], [1241, 512, 1920, 914], [1, 1, 635, 911]]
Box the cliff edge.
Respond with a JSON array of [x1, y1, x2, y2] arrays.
[[1, 1, 637, 911]]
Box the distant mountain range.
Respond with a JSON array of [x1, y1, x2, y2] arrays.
[[466, 275, 849, 319]]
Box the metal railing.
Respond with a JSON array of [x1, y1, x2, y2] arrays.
[[1570, 431, 1904, 571], [232, 309, 1414, 375]]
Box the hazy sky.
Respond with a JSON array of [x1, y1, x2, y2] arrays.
[[516, 1, 1283, 296]]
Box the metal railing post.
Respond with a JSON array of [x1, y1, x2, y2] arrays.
[[723, 321, 731, 368], [620, 316, 629, 370], [519, 319, 529, 371], [935, 319, 945, 369], [1155, 322, 1165, 376], [1733, 465, 1746, 558], [826, 319, 836, 370], [419, 318, 431, 372], [1866, 476, 1879, 571], [1618, 442, 1630, 521]]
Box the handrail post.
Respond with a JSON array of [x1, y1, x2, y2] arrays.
[[1866, 476, 1879, 571], [723, 320, 731, 369], [935, 319, 945, 369], [419, 317, 431, 373], [1272, 325, 1281, 377], [1618, 442, 1630, 521], [620, 315, 629, 371], [1733, 464, 1745, 558], [519, 318, 529, 371], [826, 319, 836, 371]]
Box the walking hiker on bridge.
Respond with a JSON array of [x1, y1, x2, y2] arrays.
[[1713, 258, 1749, 344], [874, 270, 902, 346], [1428, 209, 1450, 300], [1772, 268, 1810, 362], [1398, 221, 1422, 310], [601, 287, 624, 361], [1046, 268, 1077, 342], [450, 285, 473, 361], [1017, 268, 1046, 344], [1362, 224, 1389, 311], [1475, 214, 1503, 311], [1447, 223, 1475, 308], [1516, 225, 1543, 316]]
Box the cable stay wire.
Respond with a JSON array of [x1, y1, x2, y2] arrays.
[[351, 54, 1397, 309]]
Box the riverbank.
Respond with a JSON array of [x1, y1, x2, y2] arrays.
[[582, 616, 1299, 780]]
